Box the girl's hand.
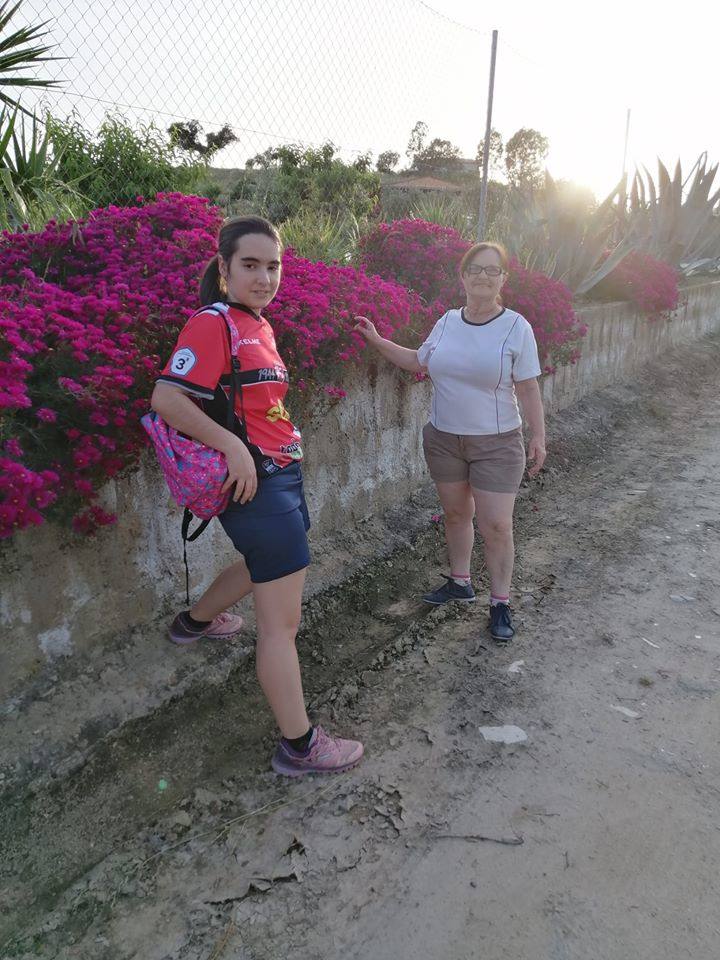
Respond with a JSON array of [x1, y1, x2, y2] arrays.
[[527, 436, 547, 477], [353, 315, 382, 345], [222, 437, 258, 503]]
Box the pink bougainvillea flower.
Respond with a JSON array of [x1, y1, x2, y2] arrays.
[[36, 407, 58, 423], [591, 250, 680, 320], [0, 201, 587, 540], [0, 196, 432, 537]]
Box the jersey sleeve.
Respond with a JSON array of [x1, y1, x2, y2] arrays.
[[156, 310, 230, 399], [417, 312, 450, 368], [511, 318, 542, 381]]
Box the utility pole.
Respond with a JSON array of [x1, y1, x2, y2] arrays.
[[621, 108, 631, 178], [478, 29, 498, 240]]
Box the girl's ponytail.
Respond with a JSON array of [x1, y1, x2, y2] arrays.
[[199, 255, 223, 306]]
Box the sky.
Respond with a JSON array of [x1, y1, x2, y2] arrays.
[[16, 0, 720, 199], [445, 0, 720, 197]]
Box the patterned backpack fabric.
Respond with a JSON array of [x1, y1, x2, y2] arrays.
[[141, 303, 242, 601], [141, 411, 232, 521]]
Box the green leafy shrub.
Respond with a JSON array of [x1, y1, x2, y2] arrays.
[[247, 142, 380, 223], [47, 114, 204, 210]]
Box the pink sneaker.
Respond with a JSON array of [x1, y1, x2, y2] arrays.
[[168, 610, 243, 645], [271, 726, 364, 777]]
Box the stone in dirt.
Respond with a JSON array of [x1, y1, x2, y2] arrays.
[[479, 725, 528, 744], [610, 705, 642, 719]]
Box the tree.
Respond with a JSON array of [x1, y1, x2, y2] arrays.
[[243, 141, 380, 222], [352, 151, 373, 172], [167, 119, 237, 158], [475, 129, 504, 177], [0, 1, 62, 114], [247, 144, 303, 169], [376, 150, 400, 173], [406, 120, 428, 162], [504, 127, 549, 188], [412, 138, 463, 177]]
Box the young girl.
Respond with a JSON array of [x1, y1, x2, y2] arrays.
[[151, 215, 363, 776]]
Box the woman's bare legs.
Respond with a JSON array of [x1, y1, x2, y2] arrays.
[[435, 481, 476, 574], [471, 489, 517, 597]]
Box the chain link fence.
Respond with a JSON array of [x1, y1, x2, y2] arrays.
[[16, 1, 490, 193]]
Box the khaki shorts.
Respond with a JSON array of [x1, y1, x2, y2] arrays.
[[422, 422, 526, 494]]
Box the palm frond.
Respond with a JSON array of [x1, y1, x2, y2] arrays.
[[0, 1, 63, 114]]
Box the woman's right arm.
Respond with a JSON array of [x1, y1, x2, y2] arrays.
[[150, 383, 258, 503], [353, 316, 423, 373]]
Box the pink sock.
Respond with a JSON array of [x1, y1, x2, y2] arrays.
[[451, 572, 471, 584], [490, 594, 509, 606]]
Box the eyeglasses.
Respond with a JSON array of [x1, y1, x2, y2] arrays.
[[464, 265, 505, 277]]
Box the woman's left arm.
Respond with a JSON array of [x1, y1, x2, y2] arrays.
[[514, 377, 546, 477]]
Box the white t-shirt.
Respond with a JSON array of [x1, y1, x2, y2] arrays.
[[417, 307, 541, 436]]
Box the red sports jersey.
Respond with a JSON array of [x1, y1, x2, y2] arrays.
[[157, 303, 303, 476]]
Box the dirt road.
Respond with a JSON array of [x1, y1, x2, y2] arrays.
[[4, 333, 720, 959]]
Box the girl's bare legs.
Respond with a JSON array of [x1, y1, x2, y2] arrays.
[[252, 569, 310, 739], [191, 563, 310, 738], [471, 489, 517, 597], [190, 557, 253, 621], [435, 481, 476, 574]]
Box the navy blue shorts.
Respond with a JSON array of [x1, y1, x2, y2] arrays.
[[217, 462, 311, 583]]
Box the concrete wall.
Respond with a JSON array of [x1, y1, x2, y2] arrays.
[[541, 282, 720, 412], [2, 282, 720, 701]]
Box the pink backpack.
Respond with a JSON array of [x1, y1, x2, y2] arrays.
[[141, 303, 242, 602], [141, 411, 232, 521]]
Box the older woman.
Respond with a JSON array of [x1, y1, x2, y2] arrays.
[[355, 241, 545, 643]]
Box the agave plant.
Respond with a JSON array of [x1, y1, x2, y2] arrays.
[[0, 107, 86, 230], [627, 156, 720, 271], [0, 1, 62, 114], [505, 173, 637, 295], [406, 192, 475, 238], [280, 207, 360, 263]]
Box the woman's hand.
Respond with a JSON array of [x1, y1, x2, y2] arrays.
[[222, 437, 258, 503], [526, 436, 546, 477], [353, 315, 382, 346]]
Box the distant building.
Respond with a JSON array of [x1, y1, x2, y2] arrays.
[[459, 158, 480, 175]]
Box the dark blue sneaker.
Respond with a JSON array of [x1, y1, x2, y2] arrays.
[[489, 602, 515, 643], [422, 575, 476, 605]]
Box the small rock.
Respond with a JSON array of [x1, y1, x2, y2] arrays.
[[610, 705, 641, 719], [169, 810, 192, 829], [479, 725, 528, 744]]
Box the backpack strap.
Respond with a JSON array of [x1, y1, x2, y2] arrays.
[[179, 304, 245, 606], [181, 508, 213, 606], [200, 302, 243, 431]]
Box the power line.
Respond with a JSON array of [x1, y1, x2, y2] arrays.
[[415, 1, 490, 36], [31, 90, 374, 157]]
